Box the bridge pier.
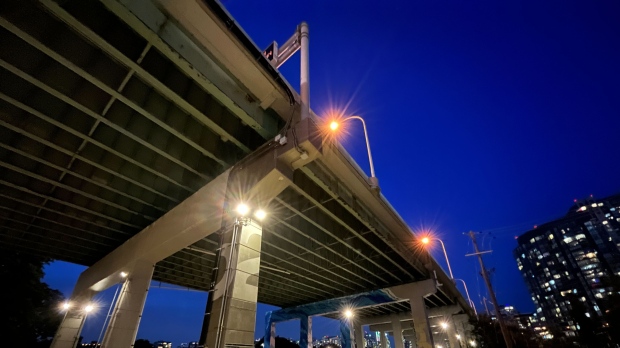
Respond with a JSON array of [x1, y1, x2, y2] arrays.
[[391, 317, 405, 348], [444, 316, 460, 348], [264, 315, 276, 348], [379, 331, 387, 348], [49, 292, 95, 348], [202, 218, 263, 347], [354, 323, 364, 348], [426, 305, 463, 348], [452, 313, 474, 344], [100, 260, 154, 348], [300, 316, 313, 348], [340, 319, 354, 348], [388, 279, 437, 348]]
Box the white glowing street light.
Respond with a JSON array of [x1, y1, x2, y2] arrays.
[[254, 209, 267, 221], [61, 302, 71, 311], [84, 304, 94, 313], [234, 203, 268, 221], [420, 236, 454, 280], [440, 322, 448, 329], [344, 309, 354, 319], [236, 203, 250, 216], [328, 116, 378, 189]]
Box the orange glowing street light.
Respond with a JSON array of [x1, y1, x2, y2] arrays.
[[419, 235, 454, 280], [328, 115, 378, 189]]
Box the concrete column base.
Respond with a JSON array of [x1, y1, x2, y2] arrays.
[[445, 316, 460, 348], [340, 319, 354, 348], [392, 318, 405, 348], [379, 331, 387, 348], [388, 279, 437, 348], [452, 314, 474, 344], [300, 316, 312, 348], [100, 259, 154, 348], [264, 318, 276, 348], [50, 292, 95, 348], [354, 324, 364, 348], [204, 219, 263, 347]]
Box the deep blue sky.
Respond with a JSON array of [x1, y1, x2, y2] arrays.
[[43, 0, 620, 345]]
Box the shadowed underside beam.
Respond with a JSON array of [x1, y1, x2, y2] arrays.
[[71, 118, 321, 297]]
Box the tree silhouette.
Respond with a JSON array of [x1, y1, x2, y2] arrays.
[[134, 338, 153, 348], [0, 250, 65, 347], [255, 337, 301, 348], [470, 314, 545, 348]]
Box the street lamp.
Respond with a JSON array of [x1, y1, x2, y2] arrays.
[[328, 116, 378, 189], [420, 236, 454, 279], [236, 203, 250, 216], [454, 278, 477, 316], [344, 309, 354, 319]]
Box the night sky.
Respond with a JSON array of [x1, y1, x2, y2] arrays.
[[43, 0, 620, 345]]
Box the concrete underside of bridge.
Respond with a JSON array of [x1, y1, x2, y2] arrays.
[[0, 0, 474, 347]]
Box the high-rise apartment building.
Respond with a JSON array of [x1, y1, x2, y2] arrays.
[[514, 194, 620, 337]]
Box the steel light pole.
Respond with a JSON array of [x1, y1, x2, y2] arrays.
[[454, 278, 477, 316], [329, 116, 378, 189], [421, 237, 454, 279]]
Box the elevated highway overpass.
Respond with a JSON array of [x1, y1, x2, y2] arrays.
[[0, 0, 474, 347]]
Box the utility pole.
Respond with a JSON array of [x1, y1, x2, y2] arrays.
[[467, 231, 513, 348]]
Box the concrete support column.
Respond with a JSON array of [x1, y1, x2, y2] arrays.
[[379, 331, 387, 348], [50, 293, 95, 348], [444, 316, 460, 348], [340, 319, 354, 348], [392, 319, 404, 348], [354, 324, 364, 348], [409, 295, 433, 348], [355, 324, 366, 348], [205, 218, 263, 348], [388, 280, 436, 348], [300, 316, 312, 348], [100, 260, 154, 347], [452, 314, 473, 344], [264, 317, 276, 348], [403, 334, 416, 348]]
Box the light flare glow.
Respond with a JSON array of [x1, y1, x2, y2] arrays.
[[254, 209, 267, 220], [236, 203, 250, 216]]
